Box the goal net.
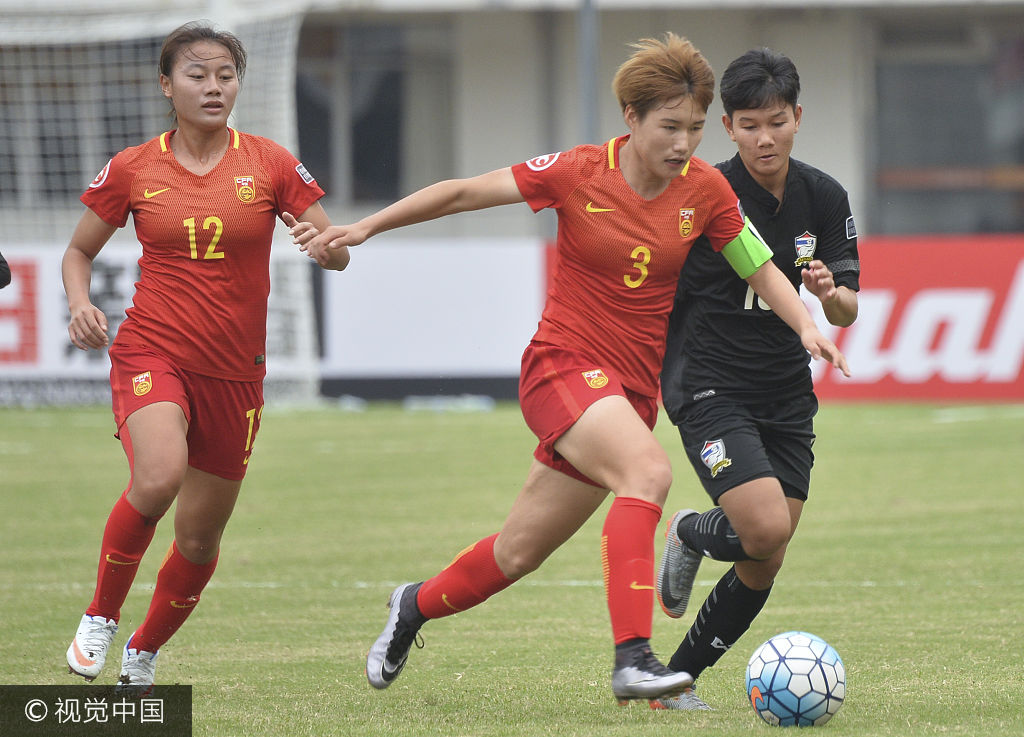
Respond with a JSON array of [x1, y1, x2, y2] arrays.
[[0, 2, 320, 404]]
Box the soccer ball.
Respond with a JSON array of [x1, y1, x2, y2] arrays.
[[745, 631, 845, 727]]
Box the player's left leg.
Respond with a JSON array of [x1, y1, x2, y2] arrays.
[[116, 467, 241, 694], [655, 396, 815, 709], [117, 467, 242, 694], [654, 490, 803, 711], [667, 487, 802, 668], [553, 395, 692, 703], [366, 460, 608, 690]]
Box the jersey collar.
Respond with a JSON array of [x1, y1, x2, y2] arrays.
[[607, 134, 691, 176], [158, 127, 240, 153]]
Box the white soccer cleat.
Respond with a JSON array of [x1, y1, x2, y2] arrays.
[[115, 634, 158, 696], [66, 614, 118, 681], [366, 582, 426, 689], [611, 642, 693, 704]]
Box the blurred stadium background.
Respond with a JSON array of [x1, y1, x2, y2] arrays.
[[1, 0, 1023, 405]]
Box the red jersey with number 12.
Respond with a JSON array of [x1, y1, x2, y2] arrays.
[[81, 128, 324, 381], [511, 136, 745, 397]]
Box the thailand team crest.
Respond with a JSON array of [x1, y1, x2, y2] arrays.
[[679, 208, 695, 237], [582, 369, 609, 389], [132, 371, 153, 397], [794, 231, 817, 266], [234, 175, 255, 203], [700, 439, 732, 478]]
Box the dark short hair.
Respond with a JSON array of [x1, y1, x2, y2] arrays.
[[719, 48, 799, 118], [159, 21, 247, 81]]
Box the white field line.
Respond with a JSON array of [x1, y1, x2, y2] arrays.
[[0, 578, 987, 594]]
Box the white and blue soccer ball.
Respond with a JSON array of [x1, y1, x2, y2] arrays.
[[745, 631, 846, 727]]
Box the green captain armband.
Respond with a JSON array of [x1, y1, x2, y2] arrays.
[[721, 218, 773, 279]]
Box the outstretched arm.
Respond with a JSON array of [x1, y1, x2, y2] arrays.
[[292, 167, 525, 252], [282, 202, 350, 271]]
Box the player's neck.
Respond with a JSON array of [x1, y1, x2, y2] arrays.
[[749, 160, 789, 208], [617, 141, 673, 200], [169, 126, 230, 176]]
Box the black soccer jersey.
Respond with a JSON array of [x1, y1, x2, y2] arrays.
[[661, 154, 860, 423]]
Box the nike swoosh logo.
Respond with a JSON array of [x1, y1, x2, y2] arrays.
[[629, 581, 655, 591], [144, 187, 170, 199], [169, 598, 198, 609], [105, 555, 138, 566], [72, 640, 97, 666], [441, 593, 463, 612], [585, 202, 615, 213], [382, 657, 405, 676], [750, 685, 765, 709], [659, 568, 682, 608]]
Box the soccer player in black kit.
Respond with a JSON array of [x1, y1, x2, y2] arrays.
[[651, 48, 860, 710]]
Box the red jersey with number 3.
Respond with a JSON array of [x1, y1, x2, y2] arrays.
[[81, 128, 324, 381], [511, 135, 745, 397]]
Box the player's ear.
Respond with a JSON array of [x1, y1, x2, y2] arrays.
[[792, 104, 802, 132], [159, 74, 173, 100], [722, 113, 736, 141], [623, 103, 640, 130]]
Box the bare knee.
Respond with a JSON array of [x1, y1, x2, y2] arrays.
[[173, 532, 221, 564], [494, 538, 548, 579], [739, 519, 791, 561], [127, 465, 186, 517], [736, 554, 784, 590], [618, 458, 673, 507]]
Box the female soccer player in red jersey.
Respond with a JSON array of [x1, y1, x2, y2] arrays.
[[295, 33, 847, 704], [62, 21, 348, 694]]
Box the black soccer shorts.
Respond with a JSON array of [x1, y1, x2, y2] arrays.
[[676, 392, 818, 502]]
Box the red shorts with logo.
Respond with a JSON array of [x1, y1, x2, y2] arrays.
[[108, 343, 264, 481], [518, 341, 659, 487]]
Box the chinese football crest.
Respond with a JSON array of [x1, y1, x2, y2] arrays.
[[132, 371, 153, 397], [679, 208, 695, 237], [234, 175, 255, 203], [581, 369, 609, 389]]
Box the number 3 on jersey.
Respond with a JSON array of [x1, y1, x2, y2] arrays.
[[623, 245, 651, 288], [183, 216, 225, 260]]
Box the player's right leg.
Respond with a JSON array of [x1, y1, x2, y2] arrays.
[[67, 367, 189, 681]]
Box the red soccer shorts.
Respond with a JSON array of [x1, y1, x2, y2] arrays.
[[518, 341, 658, 487], [108, 343, 264, 481]]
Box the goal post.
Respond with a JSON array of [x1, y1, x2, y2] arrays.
[[0, 2, 320, 404]]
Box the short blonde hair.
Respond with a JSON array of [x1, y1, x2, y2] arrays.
[[612, 33, 715, 118]]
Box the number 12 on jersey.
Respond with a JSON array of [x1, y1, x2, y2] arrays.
[[183, 216, 225, 260]]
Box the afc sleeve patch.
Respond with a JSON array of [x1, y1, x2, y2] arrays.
[[845, 215, 857, 240], [295, 163, 315, 184], [89, 159, 112, 189], [525, 152, 561, 172]]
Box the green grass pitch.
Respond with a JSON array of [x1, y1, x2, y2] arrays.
[[1, 401, 1022, 736]]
